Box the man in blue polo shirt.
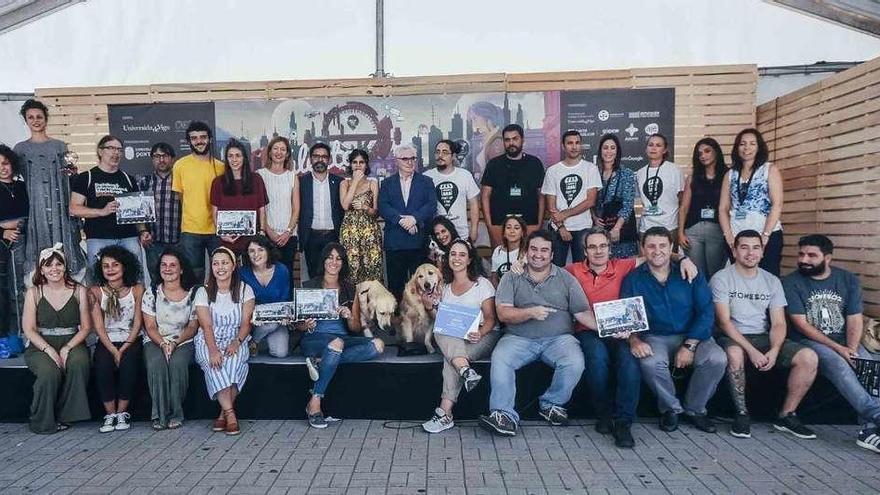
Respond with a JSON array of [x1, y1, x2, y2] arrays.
[[621, 226, 726, 433]]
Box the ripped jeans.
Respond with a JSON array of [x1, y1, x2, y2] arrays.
[[299, 333, 382, 397]]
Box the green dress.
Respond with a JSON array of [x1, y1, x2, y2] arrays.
[[340, 188, 384, 284]]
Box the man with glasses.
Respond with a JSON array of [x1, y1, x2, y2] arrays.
[[424, 139, 480, 243], [378, 144, 436, 299], [567, 226, 697, 448], [172, 121, 224, 282], [621, 226, 725, 433], [298, 142, 344, 279], [139, 143, 181, 283]]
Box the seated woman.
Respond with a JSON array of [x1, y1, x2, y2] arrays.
[[90, 245, 145, 433], [422, 239, 499, 433], [295, 243, 384, 429], [194, 246, 255, 436], [142, 248, 199, 430], [427, 216, 460, 269], [240, 235, 292, 357], [21, 243, 92, 434], [490, 215, 527, 286]]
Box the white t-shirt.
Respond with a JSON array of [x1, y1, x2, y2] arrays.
[[256, 168, 296, 232], [142, 286, 197, 344], [636, 161, 684, 233], [424, 167, 480, 239], [491, 246, 520, 277], [541, 160, 602, 231], [441, 276, 497, 330]]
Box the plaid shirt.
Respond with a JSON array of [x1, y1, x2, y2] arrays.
[[138, 172, 181, 244]]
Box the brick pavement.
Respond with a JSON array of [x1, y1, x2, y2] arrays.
[[0, 419, 877, 494]]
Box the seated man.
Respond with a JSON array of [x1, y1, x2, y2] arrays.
[[712, 230, 818, 439], [479, 231, 596, 436], [622, 226, 726, 433], [783, 234, 880, 453]]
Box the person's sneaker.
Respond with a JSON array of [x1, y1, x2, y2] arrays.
[[99, 414, 116, 433], [306, 408, 328, 429], [595, 417, 612, 435], [305, 357, 319, 382], [422, 408, 454, 434], [856, 426, 880, 453], [772, 413, 816, 439], [612, 420, 635, 449], [479, 410, 517, 436], [683, 413, 716, 433], [114, 412, 131, 431], [538, 405, 569, 426], [659, 411, 679, 432], [730, 413, 751, 439], [460, 366, 482, 393]]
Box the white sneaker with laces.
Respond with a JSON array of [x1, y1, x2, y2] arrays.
[[115, 412, 131, 431], [422, 408, 454, 434], [99, 414, 116, 433]]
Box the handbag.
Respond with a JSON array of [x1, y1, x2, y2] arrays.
[[862, 316, 880, 354], [600, 173, 638, 243], [0, 333, 24, 359]]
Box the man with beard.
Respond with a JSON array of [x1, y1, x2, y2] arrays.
[[712, 230, 817, 440], [480, 124, 545, 248], [424, 140, 480, 243], [479, 231, 595, 436], [172, 121, 224, 282], [140, 143, 181, 283], [298, 143, 343, 278], [622, 227, 726, 433], [783, 234, 880, 453]]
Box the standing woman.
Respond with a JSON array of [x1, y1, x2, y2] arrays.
[[0, 145, 29, 336], [591, 134, 638, 259], [142, 248, 199, 430], [21, 244, 91, 434], [241, 235, 292, 357], [339, 149, 383, 284], [14, 99, 87, 279], [719, 128, 784, 275], [256, 137, 300, 282], [194, 247, 255, 435], [211, 139, 268, 256], [90, 246, 145, 433], [490, 215, 527, 287], [635, 133, 684, 240], [678, 138, 727, 278], [422, 239, 500, 433]]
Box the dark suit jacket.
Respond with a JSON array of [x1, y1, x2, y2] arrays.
[[298, 172, 344, 246], [378, 173, 436, 251]]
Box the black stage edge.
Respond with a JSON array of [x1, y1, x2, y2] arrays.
[[0, 348, 858, 425]]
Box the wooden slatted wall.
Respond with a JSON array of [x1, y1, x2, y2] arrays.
[[757, 56, 880, 317]]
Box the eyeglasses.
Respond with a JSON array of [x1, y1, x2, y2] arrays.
[[101, 146, 123, 152], [397, 156, 417, 162], [434, 150, 452, 156], [151, 153, 171, 159]]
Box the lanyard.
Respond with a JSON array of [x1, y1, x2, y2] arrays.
[[737, 164, 761, 204]]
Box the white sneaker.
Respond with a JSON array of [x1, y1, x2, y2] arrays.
[[99, 414, 116, 433], [305, 357, 319, 381], [422, 408, 454, 434], [115, 412, 131, 431]]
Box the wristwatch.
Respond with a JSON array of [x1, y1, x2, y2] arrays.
[[682, 341, 699, 352]]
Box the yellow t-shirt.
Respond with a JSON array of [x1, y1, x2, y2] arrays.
[[172, 154, 225, 234]]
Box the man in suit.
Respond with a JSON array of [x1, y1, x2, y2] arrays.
[[378, 144, 436, 299], [298, 143, 344, 279]]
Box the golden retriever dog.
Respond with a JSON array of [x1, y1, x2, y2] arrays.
[[356, 280, 397, 338], [399, 263, 443, 353]]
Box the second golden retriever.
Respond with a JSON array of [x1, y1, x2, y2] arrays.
[[399, 263, 443, 353]]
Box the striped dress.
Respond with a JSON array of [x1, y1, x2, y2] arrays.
[[193, 283, 254, 400]]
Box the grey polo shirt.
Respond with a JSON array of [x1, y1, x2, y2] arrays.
[[496, 264, 591, 339]]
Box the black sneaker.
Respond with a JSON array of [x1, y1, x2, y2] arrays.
[[306, 408, 328, 429], [772, 413, 816, 439], [595, 417, 612, 435], [730, 413, 751, 439], [612, 420, 635, 449], [538, 405, 569, 426], [683, 413, 717, 433], [479, 410, 516, 436], [659, 411, 679, 432], [460, 366, 482, 393], [856, 426, 880, 453]]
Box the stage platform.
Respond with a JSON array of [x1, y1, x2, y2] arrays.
[[0, 346, 859, 425]]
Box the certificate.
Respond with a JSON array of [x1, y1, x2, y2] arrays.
[[294, 289, 338, 320], [252, 302, 295, 325], [216, 210, 257, 236], [116, 192, 156, 224], [594, 296, 649, 338], [433, 302, 481, 340], [855, 358, 880, 397]]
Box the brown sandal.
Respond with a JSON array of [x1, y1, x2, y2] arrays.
[[224, 409, 240, 436], [211, 410, 227, 432]]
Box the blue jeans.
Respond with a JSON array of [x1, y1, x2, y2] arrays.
[[300, 333, 382, 397], [576, 331, 641, 422], [488, 333, 585, 424], [178, 233, 219, 283], [85, 237, 143, 283], [801, 340, 880, 427], [552, 229, 587, 267]]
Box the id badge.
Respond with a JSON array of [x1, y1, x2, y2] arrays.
[[700, 208, 715, 220], [735, 209, 747, 220], [643, 204, 661, 216], [509, 185, 522, 197]]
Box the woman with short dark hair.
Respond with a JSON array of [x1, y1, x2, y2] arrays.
[[339, 149, 382, 284], [241, 235, 293, 357]]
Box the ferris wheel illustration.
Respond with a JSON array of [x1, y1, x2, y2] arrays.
[[321, 102, 393, 157]]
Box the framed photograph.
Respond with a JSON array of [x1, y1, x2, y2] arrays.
[[115, 192, 156, 224], [594, 296, 649, 338], [216, 210, 257, 236], [252, 302, 295, 325], [294, 288, 338, 320], [854, 358, 880, 397]]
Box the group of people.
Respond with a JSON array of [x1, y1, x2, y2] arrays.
[[2, 99, 877, 456]]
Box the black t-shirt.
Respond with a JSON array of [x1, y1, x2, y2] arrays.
[[0, 180, 29, 222], [480, 153, 545, 225], [71, 167, 139, 239]]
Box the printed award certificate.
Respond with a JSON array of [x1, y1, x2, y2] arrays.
[[433, 302, 481, 340], [594, 296, 649, 338]]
